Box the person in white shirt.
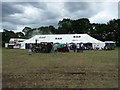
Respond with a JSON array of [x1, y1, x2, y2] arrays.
[[80, 43, 84, 53], [77, 43, 80, 52], [53, 44, 58, 52]]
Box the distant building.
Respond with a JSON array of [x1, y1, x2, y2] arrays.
[[5, 38, 26, 49]]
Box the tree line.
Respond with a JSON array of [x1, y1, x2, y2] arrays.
[[2, 18, 120, 46]]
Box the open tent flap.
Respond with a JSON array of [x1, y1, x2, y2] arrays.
[[92, 42, 105, 50], [19, 42, 26, 49]]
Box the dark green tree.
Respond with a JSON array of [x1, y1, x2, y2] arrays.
[[39, 26, 52, 34], [16, 32, 25, 38], [90, 23, 108, 41], [58, 18, 72, 34], [72, 18, 91, 34], [22, 27, 32, 37], [2, 29, 18, 47], [49, 25, 56, 34], [107, 19, 119, 45]]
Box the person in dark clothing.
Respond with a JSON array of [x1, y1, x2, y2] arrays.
[[72, 44, 77, 52]]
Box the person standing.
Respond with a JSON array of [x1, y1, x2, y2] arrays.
[[28, 49, 32, 55], [72, 43, 76, 52], [76, 43, 80, 52], [28, 44, 32, 55], [80, 43, 84, 53], [53, 44, 58, 52]]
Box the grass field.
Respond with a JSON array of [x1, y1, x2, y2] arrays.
[[2, 48, 118, 88]]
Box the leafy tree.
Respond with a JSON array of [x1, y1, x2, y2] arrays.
[[16, 32, 25, 38], [72, 18, 91, 34], [40, 26, 52, 34], [22, 27, 31, 36], [58, 18, 91, 34], [90, 23, 108, 41], [107, 19, 119, 45], [58, 18, 72, 34], [25, 29, 34, 38], [49, 25, 56, 34], [2, 29, 18, 47]]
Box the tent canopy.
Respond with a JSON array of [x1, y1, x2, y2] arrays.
[[23, 34, 105, 49]]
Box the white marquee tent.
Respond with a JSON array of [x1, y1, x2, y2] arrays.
[[20, 34, 105, 49]]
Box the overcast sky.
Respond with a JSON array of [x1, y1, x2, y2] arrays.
[[1, 0, 119, 32]]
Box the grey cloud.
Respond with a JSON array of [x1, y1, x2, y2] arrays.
[[2, 2, 25, 30], [2, 16, 23, 25], [65, 2, 90, 12], [2, 2, 48, 25], [17, 2, 47, 10], [2, 2, 24, 16], [2, 22, 18, 30], [119, 2, 120, 18], [43, 10, 61, 20], [64, 2, 104, 18], [2, 2, 47, 17], [0, 3, 2, 21]]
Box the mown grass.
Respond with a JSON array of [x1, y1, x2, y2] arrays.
[[2, 48, 118, 88]]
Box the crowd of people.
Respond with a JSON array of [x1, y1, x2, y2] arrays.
[[28, 43, 85, 55], [71, 43, 84, 53], [28, 42, 116, 55]]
